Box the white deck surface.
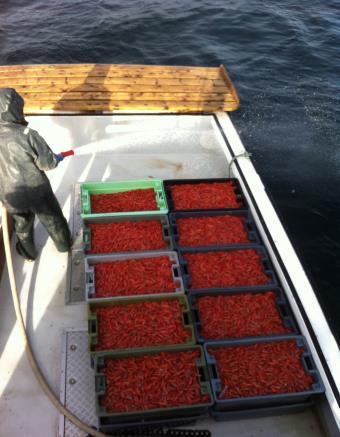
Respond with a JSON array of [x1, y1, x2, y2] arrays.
[[0, 115, 328, 436]]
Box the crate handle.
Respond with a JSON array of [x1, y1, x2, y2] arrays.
[[200, 382, 211, 397], [81, 192, 88, 203], [83, 229, 90, 243], [87, 285, 95, 297], [211, 361, 218, 380], [81, 192, 90, 211], [88, 317, 97, 335], [197, 365, 206, 384], [262, 258, 270, 271], [86, 269, 95, 284], [245, 220, 255, 233], [277, 300, 288, 318], [182, 263, 189, 276], [162, 226, 169, 238], [172, 265, 180, 278], [165, 185, 173, 203], [156, 190, 165, 204], [83, 228, 91, 251], [95, 374, 106, 393], [191, 307, 199, 323], [249, 231, 259, 244], [172, 224, 179, 237], [302, 354, 315, 373], [181, 311, 190, 327]]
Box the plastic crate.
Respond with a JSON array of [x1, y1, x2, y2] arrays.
[[163, 178, 247, 212], [98, 413, 208, 433], [83, 214, 173, 254], [210, 400, 313, 421], [204, 336, 324, 411], [169, 210, 260, 250], [80, 179, 168, 219], [88, 294, 196, 356], [94, 345, 213, 423], [85, 251, 184, 303], [189, 288, 298, 343], [179, 246, 277, 293]]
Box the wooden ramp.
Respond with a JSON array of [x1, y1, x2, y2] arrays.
[[0, 64, 239, 114]]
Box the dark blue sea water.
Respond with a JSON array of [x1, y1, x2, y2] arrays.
[[1, 0, 339, 342]]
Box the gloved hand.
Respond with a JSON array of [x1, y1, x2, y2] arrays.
[[55, 153, 64, 163]]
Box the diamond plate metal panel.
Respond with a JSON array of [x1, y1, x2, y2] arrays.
[[59, 330, 98, 437]]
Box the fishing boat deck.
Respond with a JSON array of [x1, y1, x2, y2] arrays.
[[0, 63, 338, 436], [0, 63, 239, 113], [0, 113, 334, 436]]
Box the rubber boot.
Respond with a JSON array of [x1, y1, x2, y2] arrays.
[[16, 234, 38, 261], [50, 225, 73, 252]]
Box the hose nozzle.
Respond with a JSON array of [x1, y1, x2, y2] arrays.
[[61, 150, 75, 158]]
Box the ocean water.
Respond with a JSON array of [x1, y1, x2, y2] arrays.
[[1, 0, 339, 342]]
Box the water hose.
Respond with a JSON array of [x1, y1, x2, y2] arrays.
[[1, 203, 107, 437]]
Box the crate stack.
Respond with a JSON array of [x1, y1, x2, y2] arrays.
[[80, 179, 213, 431], [164, 178, 324, 420], [79, 178, 324, 431]]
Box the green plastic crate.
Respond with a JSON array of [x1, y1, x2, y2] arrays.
[[94, 345, 213, 423], [88, 294, 196, 357], [80, 179, 168, 219]]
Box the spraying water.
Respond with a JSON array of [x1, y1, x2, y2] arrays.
[[61, 139, 134, 157], [61, 142, 124, 157], [60, 121, 171, 157]]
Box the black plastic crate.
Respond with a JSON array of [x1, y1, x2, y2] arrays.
[[169, 210, 260, 250], [164, 178, 247, 212], [94, 345, 213, 423], [210, 400, 314, 421], [189, 287, 298, 343], [179, 246, 277, 293], [204, 336, 324, 412]]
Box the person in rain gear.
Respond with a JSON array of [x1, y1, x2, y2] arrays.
[[0, 88, 72, 261]]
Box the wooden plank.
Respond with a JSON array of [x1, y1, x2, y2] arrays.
[[25, 99, 233, 112], [0, 69, 222, 80], [0, 63, 239, 113], [0, 63, 218, 71], [0, 64, 220, 75], [0, 72, 222, 80], [13, 84, 232, 94], [0, 76, 226, 87], [219, 64, 240, 108], [20, 92, 234, 102]]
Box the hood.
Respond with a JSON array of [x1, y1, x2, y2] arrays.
[[0, 88, 28, 126]]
